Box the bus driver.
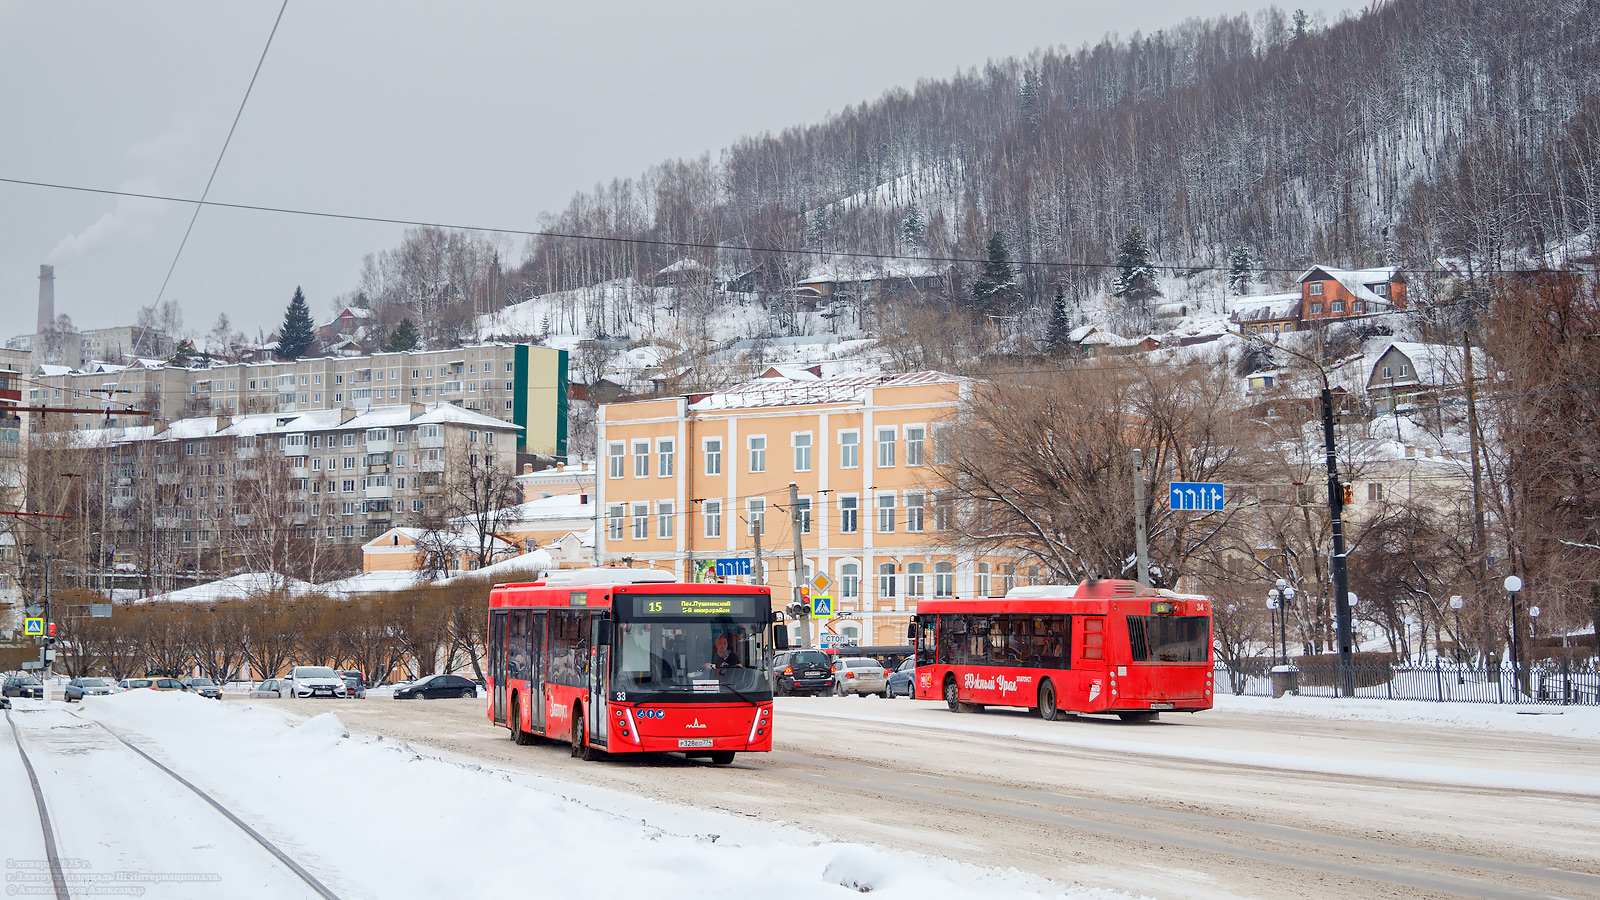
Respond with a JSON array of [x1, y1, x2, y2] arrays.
[[704, 632, 744, 674]]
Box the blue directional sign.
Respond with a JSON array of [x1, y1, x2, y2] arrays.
[[714, 557, 752, 577], [1170, 482, 1225, 512]]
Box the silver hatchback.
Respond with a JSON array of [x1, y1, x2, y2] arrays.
[[832, 657, 889, 697]]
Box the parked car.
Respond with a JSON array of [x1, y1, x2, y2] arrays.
[[283, 666, 348, 699], [393, 673, 478, 700], [181, 677, 223, 699], [3, 676, 44, 699], [340, 672, 367, 699], [117, 676, 187, 691], [832, 657, 889, 697], [250, 679, 284, 699], [65, 677, 116, 702], [771, 650, 835, 696], [886, 658, 917, 697]]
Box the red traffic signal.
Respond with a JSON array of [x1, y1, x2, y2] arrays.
[[47, 622, 56, 637]]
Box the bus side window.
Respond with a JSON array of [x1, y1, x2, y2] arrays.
[[1081, 617, 1104, 660]]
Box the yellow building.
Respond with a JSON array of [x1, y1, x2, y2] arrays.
[[597, 371, 1030, 647]]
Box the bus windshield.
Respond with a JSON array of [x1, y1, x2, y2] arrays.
[[1127, 615, 1210, 663], [615, 595, 769, 697]]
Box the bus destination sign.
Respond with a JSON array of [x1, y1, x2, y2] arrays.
[[633, 596, 755, 618]]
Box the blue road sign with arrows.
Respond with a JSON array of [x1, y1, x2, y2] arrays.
[[1170, 482, 1225, 512], [714, 557, 752, 577]]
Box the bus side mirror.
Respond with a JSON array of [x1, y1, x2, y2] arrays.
[[906, 622, 918, 641], [596, 620, 613, 646], [773, 625, 790, 650]]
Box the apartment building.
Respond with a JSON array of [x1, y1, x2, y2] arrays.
[[68, 403, 519, 580], [597, 371, 1033, 647], [25, 343, 568, 458]]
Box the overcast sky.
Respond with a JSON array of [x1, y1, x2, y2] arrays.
[[0, 1, 1355, 341]]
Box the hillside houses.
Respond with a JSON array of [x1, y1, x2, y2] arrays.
[[1231, 266, 1407, 335]]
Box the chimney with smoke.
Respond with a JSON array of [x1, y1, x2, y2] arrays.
[[37, 264, 54, 335]]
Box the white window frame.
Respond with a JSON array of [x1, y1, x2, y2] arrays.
[[838, 429, 859, 469], [703, 499, 722, 538], [792, 431, 812, 472], [904, 425, 926, 467], [747, 435, 766, 473], [839, 561, 861, 599], [904, 490, 925, 533], [703, 438, 722, 476], [657, 438, 675, 478], [633, 440, 650, 479], [607, 504, 625, 540], [975, 562, 991, 598], [657, 500, 674, 539], [877, 426, 897, 468], [905, 562, 925, 599], [796, 495, 812, 534], [934, 561, 954, 598], [876, 492, 896, 533], [746, 498, 766, 535], [631, 502, 650, 539], [877, 562, 897, 599], [839, 494, 859, 534]]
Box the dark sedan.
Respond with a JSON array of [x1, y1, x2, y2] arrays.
[[771, 650, 835, 696], [393, 673, 478, 700], [886, 658, 917, 697], [181, 677, 223, 699], [3, 676, 45, 699]]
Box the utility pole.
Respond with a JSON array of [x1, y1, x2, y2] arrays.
[[1133, 449, 1149, 586], [1463, 330, 1491, 664], [789, 482, 811, 648], [1321, 387, 1355, 697], [42, 554, 54, 703], [751, 518, 765, 586]]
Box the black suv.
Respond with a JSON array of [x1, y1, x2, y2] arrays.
[[771, 650, 835, 696]]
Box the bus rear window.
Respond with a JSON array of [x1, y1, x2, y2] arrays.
[[1127, 616, 1209, 663]]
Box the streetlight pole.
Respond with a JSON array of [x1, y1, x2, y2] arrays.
[[1505, 575, 1524, 697], [1267, 589, 1281, 667], [1449, 595, 1466, 682], [1246, 333, 1355, 695]]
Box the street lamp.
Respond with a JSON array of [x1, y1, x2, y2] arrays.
[[1267, 589, 1281, 667], [1505, 575, 1524, 695], [1449, 595, 1466, 670], [1528, 605, 1540, 638]]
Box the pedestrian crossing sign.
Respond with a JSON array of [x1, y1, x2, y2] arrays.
[[811, 595, 832, 617], [24, 617, 44, 636]]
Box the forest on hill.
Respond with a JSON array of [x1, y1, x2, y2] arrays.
[[342, 0, 1600, 348]]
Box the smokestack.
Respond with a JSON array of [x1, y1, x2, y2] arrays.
[[37, 265, 54, 334]]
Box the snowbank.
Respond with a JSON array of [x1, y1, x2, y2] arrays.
[[1211, 693, 1600, 740], [78, 692, 1140, 900]]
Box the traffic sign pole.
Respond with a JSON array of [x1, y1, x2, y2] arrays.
[[789, 483, 811, 649], [1133, 449, 1149, 586]]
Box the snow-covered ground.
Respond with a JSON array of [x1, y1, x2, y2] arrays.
[[776, 696, 1600, 796], [5, 693, 1144, 900], [1212, 692, 1600, 740]]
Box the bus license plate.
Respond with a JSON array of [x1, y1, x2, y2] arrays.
[[678, 739, 713, 748], [1150, 702, 1175, 709]]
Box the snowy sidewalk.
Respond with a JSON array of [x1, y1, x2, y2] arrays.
[[27, 693, 1146, 900]]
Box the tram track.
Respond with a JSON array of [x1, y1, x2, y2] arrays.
[[5, 704, 344, 900]]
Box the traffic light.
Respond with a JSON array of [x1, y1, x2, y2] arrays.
[[786, 602, 804, 619], [47, 622, 56, 638]]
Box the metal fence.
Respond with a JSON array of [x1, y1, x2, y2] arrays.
[[1217, 657, 1600, 706]]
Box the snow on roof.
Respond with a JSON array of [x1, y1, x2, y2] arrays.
[[449, 548, 555, 583], [759, 364, 822, 382], [138, 572, 315, 604], [798, 255, 942, 284], [658, 258, 711, 276], [688, 371, 961, 411], [1067, 325, 1098, 342], [319, 570, 428, 596], [1299, 266, 1401, 306], [36, 365, 73, 377], [1229, 291, 1303, 323], [1366, 341, 1486, 389], [484, 493, 592, 525]]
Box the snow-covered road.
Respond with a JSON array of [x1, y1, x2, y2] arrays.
[[2, 695, 1136, 900]]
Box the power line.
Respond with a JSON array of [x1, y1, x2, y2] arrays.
[[149, 0, 288, 311], [0, 174, 1578, 280]]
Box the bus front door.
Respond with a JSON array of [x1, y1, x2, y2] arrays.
[[588, 616, 609, 748]]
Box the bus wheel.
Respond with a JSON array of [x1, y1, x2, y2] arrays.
[[1118, 711, 1158, 723], [1035, 680, 1060, 721], [510, 700, 532, 745], [571, 709, 596, 760], [709, 751, 736, 765], [943, 678, 965, 712]]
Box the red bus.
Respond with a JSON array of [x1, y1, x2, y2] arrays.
[[911, 579, 1214, 721], [487, 568, 784, 763]]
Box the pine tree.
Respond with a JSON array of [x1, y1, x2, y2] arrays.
[[901, 207, 926, 250], [1045, 288, 1074, 355], [1019, 68, 1042, 128], [970, 232, 1018, 319], [1227, 245, 1255, 296], [276, 287, 314, 360], [1111, 227, 1161, 304], [1292, 8, 1309, 40], [384, 316, 420, 352]]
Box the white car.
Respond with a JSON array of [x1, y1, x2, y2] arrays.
[[282, 666, 348, 699]]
